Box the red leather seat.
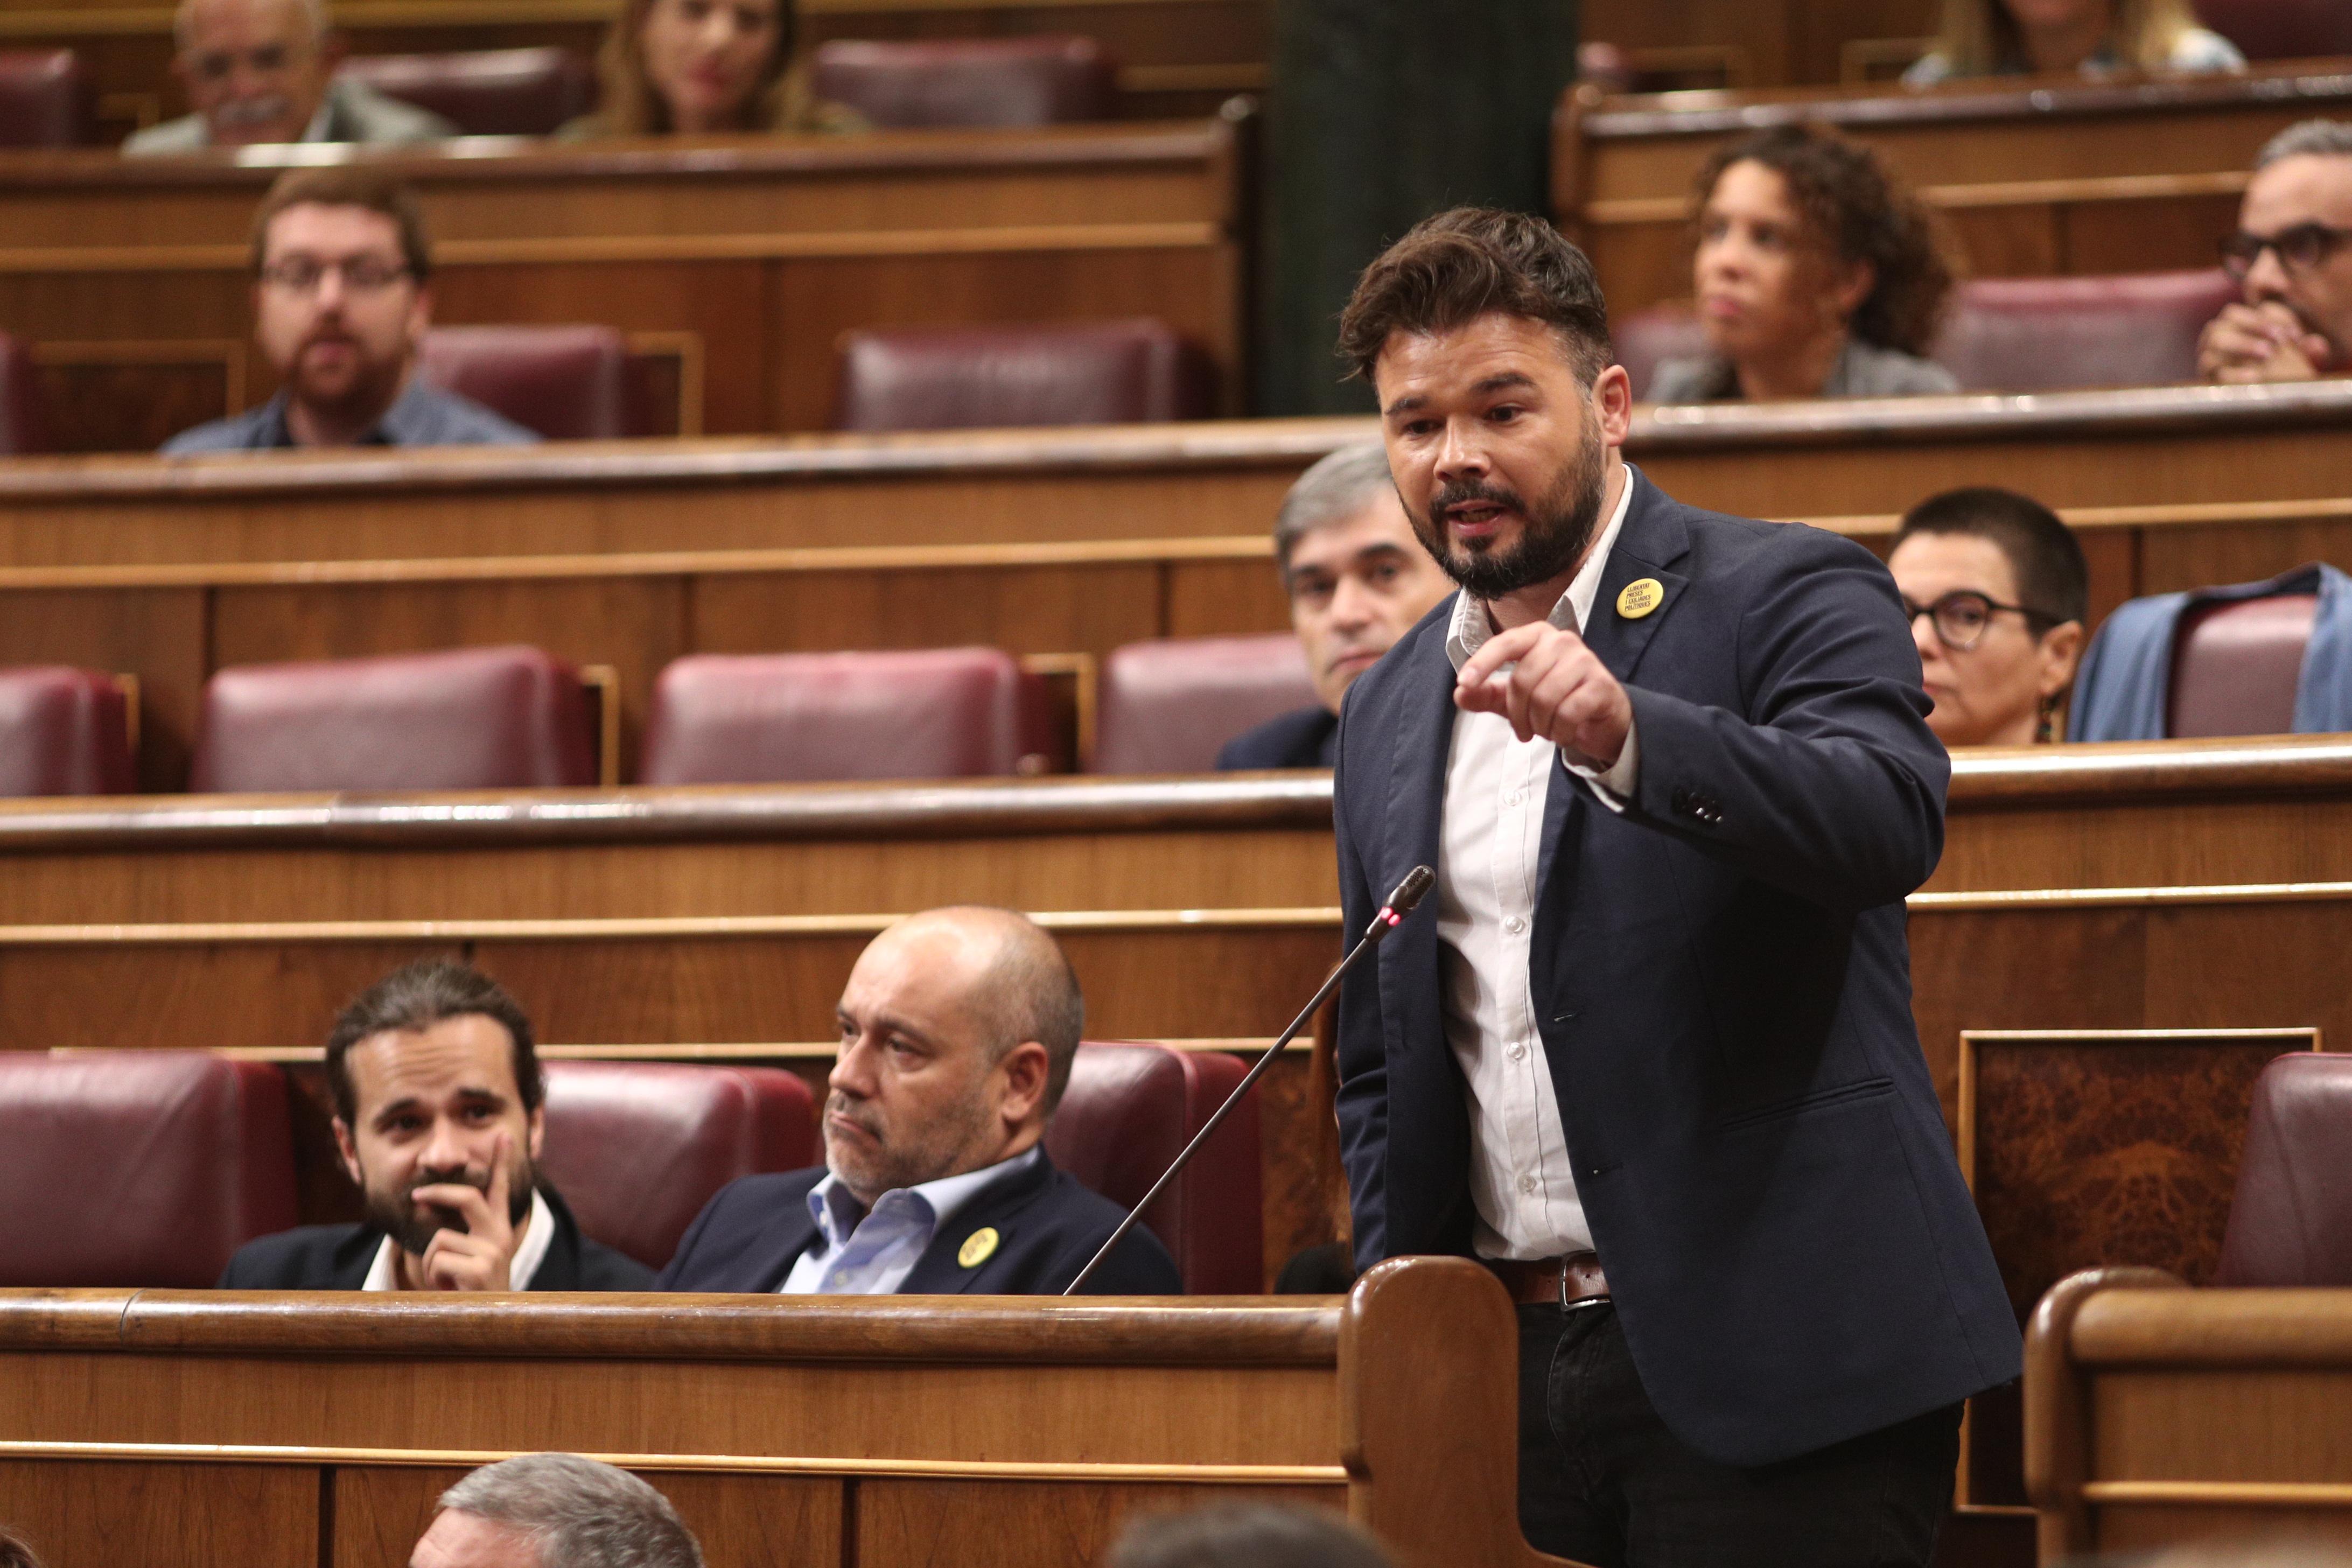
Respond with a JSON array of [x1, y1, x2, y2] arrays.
[[0, 50, 91, 147], [1046, 1041, 1262, 1294], [2217, 1054, 2352, 1285], [191, 645, 598, 794], [1933, 271, 2240, 392], [834, 319, 1211, 432], [0, 667, 134, 796], [539, 1061, 816, 1271], [640, 648, 1055, 784], [2194, 0, 2352, 58], [2167, 592, 2318, 738], [336, 47, 595, 137], [0, 1052, 297, 1287], [418, 325, 633, 440], [811, 35, 1117, 127], [0, 331, 48, 455], [1093, 634, 1318, 774], [1614, 306, 1710, 401]]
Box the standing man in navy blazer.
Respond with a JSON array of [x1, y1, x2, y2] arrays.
[[1327, 208, 2020, 1567], [660, 906, 1180, 1297]]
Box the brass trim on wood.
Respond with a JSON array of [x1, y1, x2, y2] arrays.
[[2082, 1481, 2352, 1508], [1912, 881, 2352, 912]]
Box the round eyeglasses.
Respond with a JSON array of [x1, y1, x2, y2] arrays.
[[2220, 222, 2352, 281], [1901, 590, 2053, 653]]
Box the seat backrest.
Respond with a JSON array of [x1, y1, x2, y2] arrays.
[[1933, 270, 2240, 392], [0, 666, 134, 796], [0, 330, 48, 456], [191, 644, 598, 793], [834, 318, 1210, 432], [640, 648, 1055, 784], [812, 34, 1117, 128], [336, 47, 595, 136], [2218, 1053, 2352, 1285], [0, 50, 91, 148], [1045, 1041, 1262, 1294], [1613, 305, 1710, 401], [1093, 634, 1318, 774], [538, 1062, 816, 1270], [417, 325, 632, 440], [2166, 591, 2318, 738], [0, 1052, 297, 1287], [2194, 0, 2352, 59]]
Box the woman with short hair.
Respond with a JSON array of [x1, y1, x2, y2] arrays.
[[558, 0, 862, 139], [1648, 123, 1960, 403], [1904, 0, 2243, 87]]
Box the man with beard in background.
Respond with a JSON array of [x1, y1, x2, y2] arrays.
[[657, 906, 1181, 1296], [163, 168, 536, 454], [220, 960, 652, 1291]]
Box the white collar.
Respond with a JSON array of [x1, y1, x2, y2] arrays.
[[1446, 462, 1638, 673], [363, 1186, 555, 1292], [805, 1143, 1044, 1254]]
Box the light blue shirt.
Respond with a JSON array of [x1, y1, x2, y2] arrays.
[[779, 1145, 1044, 1295]]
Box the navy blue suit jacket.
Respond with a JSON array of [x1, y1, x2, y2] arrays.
[[1332, 470, 2020, 1467], [218, 1185, 653, 1291], [1217, 706, 1339, 770], [656, 1150, 1183, 1295]]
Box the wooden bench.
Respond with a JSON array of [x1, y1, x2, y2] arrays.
[[0, 122, 1248, 449], [1556, 62, 2352, 312]]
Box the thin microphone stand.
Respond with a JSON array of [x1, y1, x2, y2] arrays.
[[1061, 865, 1436, 1296]]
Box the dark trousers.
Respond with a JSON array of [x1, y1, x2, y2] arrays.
[[1517, 1303, 1961, 1568]]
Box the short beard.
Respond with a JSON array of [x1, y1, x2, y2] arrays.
[[823, 1088, 996, 1208], [1410, 419, 1609, 601], [361, 1156, 535, 1256]]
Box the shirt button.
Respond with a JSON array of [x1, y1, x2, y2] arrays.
[[1505, 789, 1526, 807], [1506, 1040, 1528, 1061], [1517, 1174, 1537, 1196], [1503, 915, 1527, 935]]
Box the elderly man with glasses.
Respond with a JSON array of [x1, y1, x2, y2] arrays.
[[127, 0, 453, 155], [2199, 120, 2352, 384], [162, 167, 536, 453]]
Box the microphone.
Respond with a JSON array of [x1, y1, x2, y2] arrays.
[[1062, 865, 1436, 1295]]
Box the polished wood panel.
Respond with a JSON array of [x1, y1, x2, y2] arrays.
[[0, 123, 1248, 447], [0, 1261, 1581, 1568], [2025, 1272, 2352, 1560], [0, 1458, 318, 1568], [1557, 64, 2352, 311]]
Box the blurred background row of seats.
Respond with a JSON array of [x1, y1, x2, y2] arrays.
[[0, 317, 1209, 456], [0, 1041, 1262, 1294]]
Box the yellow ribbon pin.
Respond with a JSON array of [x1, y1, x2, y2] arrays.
[[1616, 578, 1664, 620], [957, 1227, 1000, 1269]]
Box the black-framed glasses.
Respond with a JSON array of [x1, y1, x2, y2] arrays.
[[1901, 590, 2053, 653], [2220, 222, 2352, 279], [257, 257, 414, 295]]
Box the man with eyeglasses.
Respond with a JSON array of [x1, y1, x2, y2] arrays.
[[162, 167, 535, 453], [125, 0, 453, 156], [2199, 119, 2352, 384]]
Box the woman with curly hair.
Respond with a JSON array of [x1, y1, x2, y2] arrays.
[[1904, 0, 2242, 87], [1649, 124, 1961, 403], [557, 0, 863, 139]]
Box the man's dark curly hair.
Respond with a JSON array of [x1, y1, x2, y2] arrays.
[[1693, 123, 1955, 357]]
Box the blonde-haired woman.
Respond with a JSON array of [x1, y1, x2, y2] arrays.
[[558, 0, 862, 138], [1904, 0, 2243, 86]]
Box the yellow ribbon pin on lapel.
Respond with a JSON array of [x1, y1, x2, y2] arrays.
[[958, 1227, 1000, 1269], [1616, 578, 1664, 620]]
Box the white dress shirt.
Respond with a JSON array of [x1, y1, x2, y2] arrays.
[[1437, 467, 1639, 1262], [779, 1144, 1042, 1295], [362, 1186, 555, 1292]]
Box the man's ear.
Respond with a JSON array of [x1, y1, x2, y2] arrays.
[[332, 1117, 363, 1188], [997, 1041, 1051, 1126], [406, 283, 433, 349], [317, 32, 349, 73], [1589, 361, 1634, 444], [524, 1105, 546, 1165]]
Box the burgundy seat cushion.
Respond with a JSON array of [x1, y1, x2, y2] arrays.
[[834, 319, 1210, 432], [1046, 1041, 1262, 1294], [1933, 271, 2241, 392], [191, 645, 597, 793], [2166, 592, 2318, 738], [1614, 306, 1711, 401], [1093, 634, 1318, 774], [0, 330, 48, 456], [2218, 1053, 2352, 1285], [812, 34, 1116, 128], [2194, 0, 2352, 58], [336, 47, 596, 137], [418, 325, 632, 440], [538, 1062, 815, 1270], [0, 667, 134, 796], [0, 50, 91, 148], [641, 648, 1054, 784], [0, 1053, 297, 1287]]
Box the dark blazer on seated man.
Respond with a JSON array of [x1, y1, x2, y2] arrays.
[[221, 1183, 653, 1291], [658, 1145, 1179, 1294], [1216, 706, 1338, 770]]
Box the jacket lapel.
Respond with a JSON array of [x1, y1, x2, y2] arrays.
[[899, 1150, 1059, 1294], [743, 1194, 824, 1294], [1376, 607, 1461, 1058]]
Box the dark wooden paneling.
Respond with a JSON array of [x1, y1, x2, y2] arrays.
[[858, 1479, 1340, 1568], [0, 1459, 318, 1568]]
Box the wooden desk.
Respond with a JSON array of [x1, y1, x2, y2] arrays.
[[0, 1259, 1576, 1568], [0, 123, 1248, 449], [2026, 1271, 2352, 1559], [1556, 63, 2352, 312]]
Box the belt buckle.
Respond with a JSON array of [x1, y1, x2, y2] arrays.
[[1558, 1259, 1608, 1312]]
